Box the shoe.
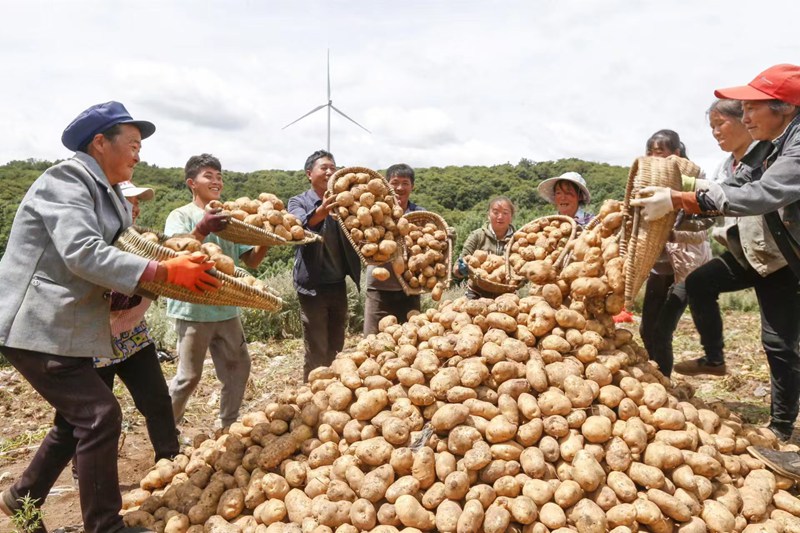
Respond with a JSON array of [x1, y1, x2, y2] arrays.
[[748, 446, 800, 481], [767, 424, 794, 444], [157, 350, 176, 363], [0, 489, 48, 533], [613, 309, 634, 323], [673, 357, 727, 376]]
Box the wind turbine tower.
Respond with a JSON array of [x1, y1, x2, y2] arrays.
[[282, 49, 370, 151]]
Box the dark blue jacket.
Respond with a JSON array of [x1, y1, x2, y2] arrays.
[[287, 189, 362, 295]]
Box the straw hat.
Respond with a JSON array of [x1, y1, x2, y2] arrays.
[[537, 172, 591, 205]]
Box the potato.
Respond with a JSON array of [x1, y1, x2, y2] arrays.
[[372, 267, 391, 281]]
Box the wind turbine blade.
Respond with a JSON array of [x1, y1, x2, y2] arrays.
[[331, 104, 371, 133], [281, 104, 328, 130], [327, 48, 331, 102]]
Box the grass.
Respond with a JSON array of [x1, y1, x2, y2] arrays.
[[9, 495, 44, 533], [0, 428, 49, 456]]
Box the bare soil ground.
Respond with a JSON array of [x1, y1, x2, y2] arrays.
[[0, 311, 773, 532]]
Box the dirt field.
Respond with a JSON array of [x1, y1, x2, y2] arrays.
[[0, 311, 774, 532]]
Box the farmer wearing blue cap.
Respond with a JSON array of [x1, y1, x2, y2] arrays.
[[0, 101, 217, 533]]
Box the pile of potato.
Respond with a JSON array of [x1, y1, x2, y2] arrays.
[[152, 233, 271, 293], [207, 193, 309, 242], [507, 218, 574, 284], [123, 201, 800, 533], [400, 218, 450, 301], [330, 172, 405, 263], [465, 251, 513, 286]]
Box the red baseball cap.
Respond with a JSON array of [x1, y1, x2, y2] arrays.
[[714, 64, 800, 107]]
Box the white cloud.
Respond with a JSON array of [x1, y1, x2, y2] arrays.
[[1, 0, 799, 175]]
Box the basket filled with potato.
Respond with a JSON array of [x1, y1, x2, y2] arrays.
[[327, 166, 406, 266], [210, 193, 322, 246], [506, 215, 577, 284], [466, 250, 525, 295], [395, 211, 453, 301], [115, 226, 282, 311]]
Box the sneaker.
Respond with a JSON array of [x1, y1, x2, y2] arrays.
[[157, 350, 176, 363], [673, 357, 727, 376], [748, 446, 800, 481], [0, 489, 47, 533]]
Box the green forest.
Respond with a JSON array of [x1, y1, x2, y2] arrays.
[[0, 157, 630, 276]]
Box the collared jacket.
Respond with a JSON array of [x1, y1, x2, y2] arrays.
[[460, 224, 516, 258], [0, 152, 149, 357], [704, 113, 800, 273], [288, 188, 362, 296]]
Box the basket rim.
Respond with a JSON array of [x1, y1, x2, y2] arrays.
[[467, 264, 523, 295], [327, 166, 406, 267], [214, 217, 287, 246]]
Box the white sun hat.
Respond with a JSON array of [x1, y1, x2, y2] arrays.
[[537, 172, 591, 205], [119, 180, 155, 201]]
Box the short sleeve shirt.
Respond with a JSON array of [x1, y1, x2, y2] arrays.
[[164, 202, 253, 322]]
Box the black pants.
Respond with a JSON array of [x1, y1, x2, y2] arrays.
[[298, 282, 348, 381], [0, 347, 126, 533], [363, 288, 421, 336], [686, 252, 800, 431], [639, 272, 688, 377], [96, 343, 179, 461]]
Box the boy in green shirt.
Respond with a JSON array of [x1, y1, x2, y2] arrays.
[[165, 153, 269, 429]]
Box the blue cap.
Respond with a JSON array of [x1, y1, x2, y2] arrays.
[[61, 101, 156, 152]]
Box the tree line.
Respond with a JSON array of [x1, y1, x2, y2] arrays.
[[0, 157, 630, 274]]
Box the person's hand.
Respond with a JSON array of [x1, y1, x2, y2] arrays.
[[196, 208, 229, 237], [629, 186, 675, 222], [454, 257, 469, 278], [162, 253, 220, 293], [446, 227, 456, 240]]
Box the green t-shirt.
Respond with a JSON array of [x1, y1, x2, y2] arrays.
[[164, 202, 253, 322]]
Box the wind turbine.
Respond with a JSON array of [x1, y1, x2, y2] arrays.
[[282, 49, 371, 151]]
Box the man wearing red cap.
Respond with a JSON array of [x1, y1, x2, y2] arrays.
[[632, 64, 800, 442]]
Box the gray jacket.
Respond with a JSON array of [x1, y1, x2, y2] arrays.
[[705, 114, 800, 255], [0, 153, 149, 357]]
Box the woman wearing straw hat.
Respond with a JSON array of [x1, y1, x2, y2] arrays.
[[537, 171, 594, 227], [632, 63, 800, 442]]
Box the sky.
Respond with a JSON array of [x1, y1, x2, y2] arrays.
[[1, 0, 799, 176]]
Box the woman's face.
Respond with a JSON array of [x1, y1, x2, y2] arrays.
[[709, 110, 752, 155], [554, 181, 580, 217], [646, 142, 680, 159], [127, 196, 140, 221], [488, 201, 513, 235], [742, 101, 795, 141]]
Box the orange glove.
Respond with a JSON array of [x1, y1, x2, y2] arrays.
[[162, 253, 221, 293]]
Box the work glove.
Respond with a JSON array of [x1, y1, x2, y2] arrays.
[[455, 257, 469, 278], [162, 253, 221, 293], [196, 207, 229, 237], [629, 186, 674, 222], [694, 178, 710, 191]]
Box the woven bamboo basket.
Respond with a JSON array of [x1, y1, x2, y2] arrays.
[[214, 218, 287, 247], [467, 265, 525, 296], [505, 215, 577, 281], [116, 226, 282, 311], [327, 166, 406, 267], [667, 154, 702, 178], [396, 211, 454, 296], [622, 156, 682, 307]]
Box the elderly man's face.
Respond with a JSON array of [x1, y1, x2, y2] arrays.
[[99, 124, 142, 184]]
